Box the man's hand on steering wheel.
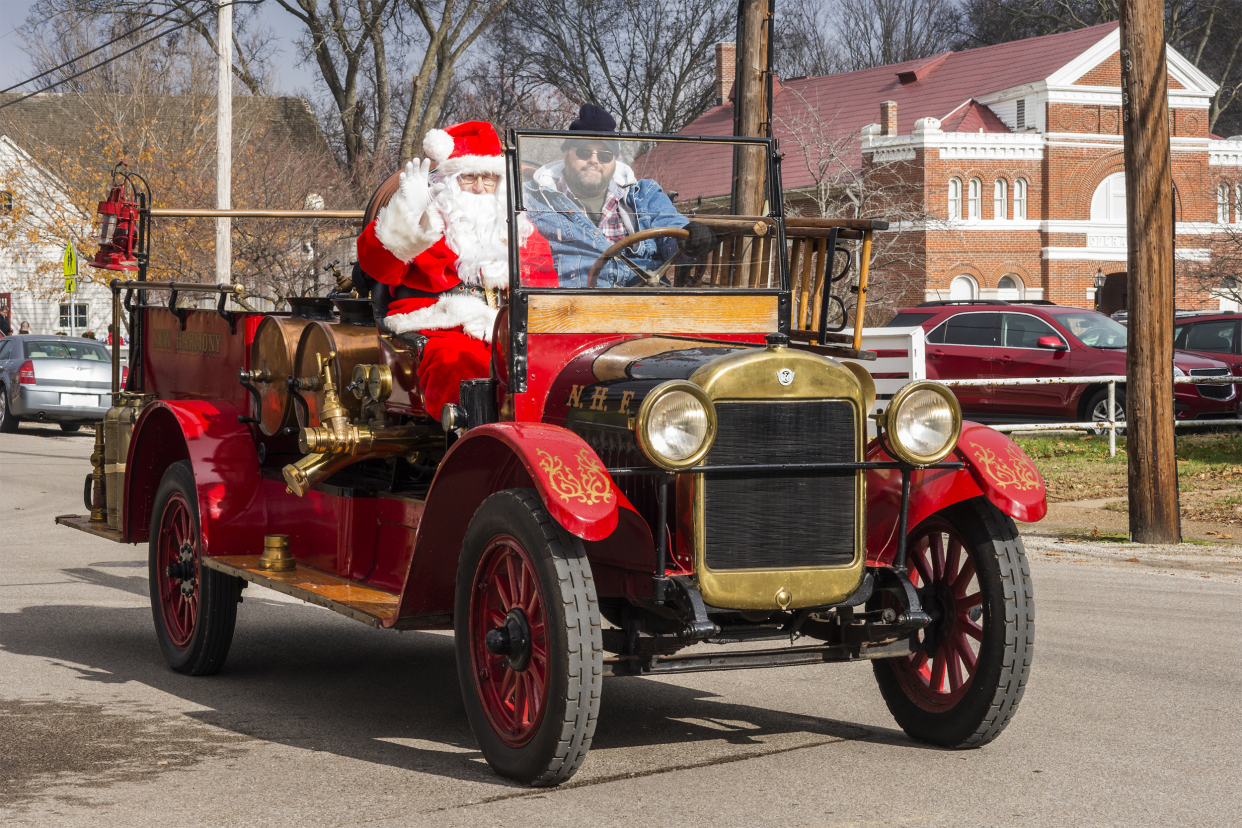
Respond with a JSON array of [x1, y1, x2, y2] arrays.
[[682, 221, 717, 259]]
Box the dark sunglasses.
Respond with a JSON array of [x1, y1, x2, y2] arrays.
[[573, 147, 615, 164]]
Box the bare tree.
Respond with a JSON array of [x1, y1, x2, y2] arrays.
[[495, 0, 734, 134], [774, 87, 945, 321], [1179, 224, 1242, 308], [18, 0, 512, 179], [1, 22, 354, 307], [773, 0, 953, 80]]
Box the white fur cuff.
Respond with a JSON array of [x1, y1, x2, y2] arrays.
[[385, 293, 499, 342], [437, 154, 506, 178], [375, 197, 444, 263]]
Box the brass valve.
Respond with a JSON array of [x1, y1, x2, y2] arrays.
[[281, 353, 434, 497]]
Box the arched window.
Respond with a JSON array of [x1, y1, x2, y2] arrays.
[[1013, 178, 1028, 220], [1235, 184, 1242, 224], [994, 179, 1008, 220], [1091, 172, 1126, 222], [948, 177, 962, 220], [968, 177, 982, 221], [1219, 182, 1230, 223], [997, 274, 1024, 300], [949, 274, 978, 300]]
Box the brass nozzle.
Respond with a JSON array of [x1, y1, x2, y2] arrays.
[[281, 424, 438, 497]]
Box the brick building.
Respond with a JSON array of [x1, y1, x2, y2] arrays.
[[659, 23, 1241, 320]]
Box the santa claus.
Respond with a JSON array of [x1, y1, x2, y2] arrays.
[[356, 120, 554, 417]]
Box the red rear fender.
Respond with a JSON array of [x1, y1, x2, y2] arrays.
[[867, 422, 1046, 565], [124, 401, 266, 556]]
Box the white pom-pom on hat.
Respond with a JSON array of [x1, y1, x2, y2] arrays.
[[423, 129, 456, 164]]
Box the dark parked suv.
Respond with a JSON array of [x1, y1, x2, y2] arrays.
[[887, 301, 1238, 425]]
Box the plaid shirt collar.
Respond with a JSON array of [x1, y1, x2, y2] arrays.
[[557, 175, 635, 243]]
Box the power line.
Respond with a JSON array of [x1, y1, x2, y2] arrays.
[[0, 1, 259, 112], [1, 5, 200, 96]]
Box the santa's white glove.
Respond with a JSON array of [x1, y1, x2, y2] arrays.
[[397, 158, 432, 217], [374, 157, 444, 263]]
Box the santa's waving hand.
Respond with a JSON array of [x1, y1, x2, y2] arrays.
[[356, 120, 555, 418]]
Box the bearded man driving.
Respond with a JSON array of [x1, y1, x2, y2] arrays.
[[525, 104, 716, 287], [357, 120, 554, 417]]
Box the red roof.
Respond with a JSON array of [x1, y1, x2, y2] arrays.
[[941, 99, 1011, 133], [651, 22, 1119, 202]]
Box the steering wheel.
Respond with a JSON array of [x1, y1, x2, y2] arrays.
[[586, 227, 690, 287]]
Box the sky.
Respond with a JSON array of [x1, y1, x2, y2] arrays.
[[0, 0, 319, 95]]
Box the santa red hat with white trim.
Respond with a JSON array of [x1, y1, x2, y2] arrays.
[[422, 120, 505, 178]]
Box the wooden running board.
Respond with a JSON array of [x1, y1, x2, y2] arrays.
[[204, 555, 410, 629], [56, 514, 126, 543]]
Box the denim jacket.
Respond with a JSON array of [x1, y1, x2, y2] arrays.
[[523, 161, 688, 287]]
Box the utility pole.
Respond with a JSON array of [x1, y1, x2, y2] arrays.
[[216, 0, 232, 286], [1119, 0, 1181, 543], [731, 0, 773, 218]]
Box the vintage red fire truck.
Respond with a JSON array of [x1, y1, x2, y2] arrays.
[[56, 132, 1044, 786]]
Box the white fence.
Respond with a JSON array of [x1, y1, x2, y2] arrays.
[[841, 327, 1241, 457]]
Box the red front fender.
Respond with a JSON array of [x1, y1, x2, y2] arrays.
[[395, 423, 625, 620], [124, 400, 266, 556], [867, 421, 1046, 565]]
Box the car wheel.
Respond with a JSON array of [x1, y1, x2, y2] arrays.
[[1086, 387, 1125, 436], [455, 489, 602, 786], [59, 423, 81, 433], [0, 386, 19, 432], [149, 460, 241, 675], [872, 497, 1034, 748]]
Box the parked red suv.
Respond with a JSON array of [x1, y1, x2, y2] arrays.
[[886, 301, 1238, 425]]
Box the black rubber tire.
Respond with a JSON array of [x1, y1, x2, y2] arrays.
[[0, 385, 19, 432], [59, 423, 81, 433], [148, 461, 241, 675], [873, 496, 1034, 748], [1086, 387, 1126, 436], [454, 489, 603, 786]]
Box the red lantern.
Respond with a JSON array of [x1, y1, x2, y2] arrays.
[[89, 181, 141, 272]]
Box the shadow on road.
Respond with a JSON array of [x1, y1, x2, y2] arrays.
[[0, 565, 917, 791]]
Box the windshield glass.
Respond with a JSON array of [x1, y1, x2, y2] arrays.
[[1047, 310, 1128, 349], [24, 340, 111, 360], [515, 134, 777, 289]]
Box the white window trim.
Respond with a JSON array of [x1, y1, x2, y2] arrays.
[[994, 179, 1008, 220], [1219, 182, 1230, 224], [949, 274, 979, 300], [948, 177, 962, 221], [1014, 178, 1028, 220], [968, 177, 982, 221]]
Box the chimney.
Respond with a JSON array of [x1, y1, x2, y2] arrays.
[[881, 101, 898, 136], [715, 42, 736, 106]]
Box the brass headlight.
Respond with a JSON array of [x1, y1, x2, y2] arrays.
[[635, 380, 717, 470], [880, 381, 962, 466]]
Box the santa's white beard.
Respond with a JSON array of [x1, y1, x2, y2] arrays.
[[432, 179, 531, 291]]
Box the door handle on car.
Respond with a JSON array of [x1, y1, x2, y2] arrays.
[[997, 354, 1012, 364], [930, 349, 943, 359]]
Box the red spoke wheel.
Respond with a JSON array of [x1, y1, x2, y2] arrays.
[[148, 461, 241, 675], [873, 497, 1034, 748], [471, 536, 550, 746], [455, 489, 602, 786]]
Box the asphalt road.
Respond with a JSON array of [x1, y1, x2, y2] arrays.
[[2, 423, 1240, 827]]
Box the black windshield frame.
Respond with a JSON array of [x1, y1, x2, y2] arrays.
[[504, 128, 790, 392]]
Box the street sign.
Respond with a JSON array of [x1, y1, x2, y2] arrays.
[[65, 276, 76, 294], [63, 243, 78, 277]]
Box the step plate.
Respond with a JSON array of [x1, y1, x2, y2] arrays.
[[55, 514, 125, 544], [204, 555, 400, 628]]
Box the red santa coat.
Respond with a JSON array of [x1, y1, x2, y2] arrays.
[[356, 219, 556, 414]]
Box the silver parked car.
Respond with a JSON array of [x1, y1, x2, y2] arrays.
[[0, 336, 119, 433]]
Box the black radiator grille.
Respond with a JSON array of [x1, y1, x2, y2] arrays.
[[703, 400, 857, 570]]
